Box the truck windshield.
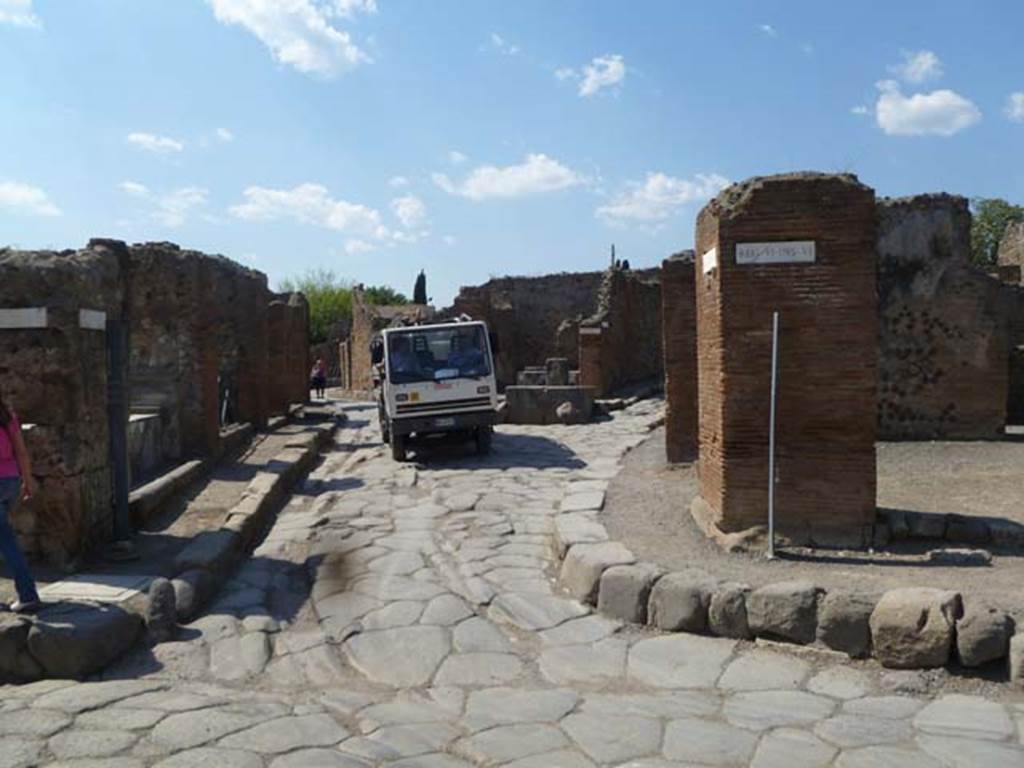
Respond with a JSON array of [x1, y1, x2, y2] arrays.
[[387, 326, 491, 384]]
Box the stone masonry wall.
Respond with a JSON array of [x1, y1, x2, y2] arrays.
[[350, 290, 431, 392], [661, 252, 698, 463], [998, 220, 1024, 273], [877, 195, 1013, 439], [449, 272, 605, 388], [0, 246, 123, 565], [695, 173, 878, 548], [579, 267, 662, 397]]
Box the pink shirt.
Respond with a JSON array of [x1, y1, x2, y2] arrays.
[[0, 411, 21, 479]]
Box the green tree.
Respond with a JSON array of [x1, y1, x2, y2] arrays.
[[279, 270, 409, 343], [413, 269, 427, 304], [970, 198, 1024, 267], [363, 285, 409, 305], [279, 269, 353, 344]]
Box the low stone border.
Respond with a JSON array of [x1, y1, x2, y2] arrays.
[[553, 476, 1024, 685], [0, 414, 340, 684]]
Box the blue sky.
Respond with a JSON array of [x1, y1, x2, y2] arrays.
[[2, 1, 1022, 305]]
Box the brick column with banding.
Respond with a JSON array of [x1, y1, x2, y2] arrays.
[[661, 252, 697, 463], [693, 173, 878, 548]]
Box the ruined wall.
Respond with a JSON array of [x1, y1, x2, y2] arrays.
[[449, 272, 605, 388], [999, 221, 1024, 273], [0, 246, 122, 565], [695, 173, 877, 548], [579, 267, 662, 396], [661, 252, 698, 463], [877, 195, 1013, 439], [268, 293, 310, 413], [350, 290, 431, 392]]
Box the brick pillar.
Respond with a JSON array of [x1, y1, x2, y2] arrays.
[[694, 173, 877, 548], [266, 301, 288, 415], [661, 252, 698, 462]]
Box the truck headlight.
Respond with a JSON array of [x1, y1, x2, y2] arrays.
[[477, 386, 491, 394], [395, 393, 409, 402]]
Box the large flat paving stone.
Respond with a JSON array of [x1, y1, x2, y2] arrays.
[[814, 714, 913, 748], [723, 690, 835, 731], [270, 749, 373, 767], [150, 747, 264, 768], [627, 634, 736, 689], [433, 653, 524, 686], [912, 694, 1015, 741], [717, 650, 810, 691], [561, 713, 662, 764], [662, 717, 758, 765], [917, 735, 1024, 768], [539, 638, 628, 684], [344, 626, 451, 687], [219, 714, 349, 753], [751, 728, 837, 768], [835, 745, 942, 768], [463, 688, 579, 731], [580, 691, 719, 719], [454, 723, 569, 764], [341, 723, 460, 761], [452, 617, 512, 653], [31, 681, 164, 714], [489, 593, 589, 631], [150, 701, 291, 751]]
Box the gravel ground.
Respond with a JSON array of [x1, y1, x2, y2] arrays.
[[603, 428, 1024, 622]]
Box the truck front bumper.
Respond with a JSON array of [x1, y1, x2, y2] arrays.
[[391, 409, 496, 437]]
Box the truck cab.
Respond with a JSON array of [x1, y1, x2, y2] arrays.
[[372, 319, 498, 461]]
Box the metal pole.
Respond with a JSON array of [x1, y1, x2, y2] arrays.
[[767, 311, 780, 559]]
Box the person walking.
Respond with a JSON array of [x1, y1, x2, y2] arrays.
[[0, 387, 41, 613], [310, 358, 327, 400]]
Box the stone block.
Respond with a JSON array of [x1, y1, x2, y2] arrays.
[[707, 582, 751, 639], [817, 591, 876, 658], [27, 602, 143, 679], [597, 563, 662, 624], [647, 571, 713, 633], [886, 509, 910, 540], [956, 601, 1013, 668], [173, 529, 240, 575], [0, 614, 43, 682], [559, 542, 636, 604], [172, 568, 213, 623], [906, 512, 947, 540], [146, 577, 177, 644], [987, 519, 1024, 549], [746, 581, 821, 645], [555, 401, 579, 424], [869, 588, 961, 669], [945, 515, 990, 545], [1009, 634, 1024, 684], [546, 358, 570, 386], [504, 386, 595, 426]]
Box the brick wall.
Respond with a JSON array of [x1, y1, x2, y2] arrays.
[[449, 271, 605, 388], [578, 267, 662, 396], [661, 252, 698, 463], [877, 195, 1013, 439], [999, 221, 1024, 272], [695, 173, 878, 547]]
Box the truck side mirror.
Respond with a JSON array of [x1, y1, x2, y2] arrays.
[[488, 332, 500, 356], [370, 338, 384, 365]]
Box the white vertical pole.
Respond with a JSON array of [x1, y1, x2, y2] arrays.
[[767, 311, 780, 559]]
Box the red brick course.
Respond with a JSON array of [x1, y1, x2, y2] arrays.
[[661, 253, 698, 463]]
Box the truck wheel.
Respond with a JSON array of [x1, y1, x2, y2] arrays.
[[391, 433, 407, 461], [378, 403, 390, 443], [475, 426, 493, 455]]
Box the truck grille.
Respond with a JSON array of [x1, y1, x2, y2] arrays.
[[396, 396, 493, 415]]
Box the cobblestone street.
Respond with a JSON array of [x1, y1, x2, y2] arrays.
[[2, 400, 1023, 768]]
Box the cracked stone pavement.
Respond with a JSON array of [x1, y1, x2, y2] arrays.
[[2, 399, 1023, 767]]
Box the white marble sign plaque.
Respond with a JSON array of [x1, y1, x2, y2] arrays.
[[0, 308, 48, 329], [701, 247, 718, 274], [736, 240, 816, 265]]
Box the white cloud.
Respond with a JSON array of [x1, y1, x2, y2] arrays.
[[554, 67, 576, 82], [388, 175, 410, 188], [0, 0, 40, 28], [390, 195, 426, 229], [433, 153, 584, 200], [119, 180, 150, 197], [759, 24, 777, 37], [216, 127, 235, 142], [344, 239, 375, 255], [127, 132, 184, 153], [874, 80, 980, 137], [447, 149, 468, 165], [230, 182, 384, 236], [0, 181, 60, 216], [596, 172, 729, 223], [206, 0, 371, 78], [118, 181, 208, 227], [442, 235, 457, 247], [579, 54, 626, 98], [1006, 92, 1024, 123], [890, 50, 943, 84], [850, 105, 870, 116], [488, 32, 519, 56]]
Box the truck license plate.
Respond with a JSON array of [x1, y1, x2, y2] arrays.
[[434, 417, 456, 428]]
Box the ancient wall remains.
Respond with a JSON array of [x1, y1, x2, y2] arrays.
[[877, 195, 1015, 439], [0, 247, 123, 565], [578, 267, 662, 397], [660, 252, 698, 463], [449, 272, 605, 388], [349, 289, 432, 392], [695, 173, 878, 548], [0, 240, 311, 565], [998, 221, 1024, 275]]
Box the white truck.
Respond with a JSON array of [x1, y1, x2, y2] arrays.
[[372, 319, 499, 461]]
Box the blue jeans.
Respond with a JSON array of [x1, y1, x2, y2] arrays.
[[0, 478, 39, 604]]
